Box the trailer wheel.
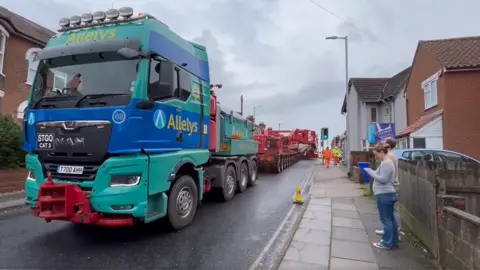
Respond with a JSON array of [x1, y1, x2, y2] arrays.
[[237, 162, 248, 193], [221, 165, 236, 201], [248, 161, 258, 186], [167, 175, 198, 231]]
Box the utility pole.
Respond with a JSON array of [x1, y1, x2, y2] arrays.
[[278, 123, 281, 131]]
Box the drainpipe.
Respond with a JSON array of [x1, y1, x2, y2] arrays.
[[380, 99, 393, 123]]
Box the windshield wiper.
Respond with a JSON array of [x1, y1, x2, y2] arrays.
[[31, 95, 79, 109], [74, 93, 130, 107]]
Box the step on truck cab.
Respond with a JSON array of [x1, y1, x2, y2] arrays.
[[23, 7, 258, 230]]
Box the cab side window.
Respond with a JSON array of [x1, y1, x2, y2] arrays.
[[178, 69, 191, 102], [148, 60, 191, 102]]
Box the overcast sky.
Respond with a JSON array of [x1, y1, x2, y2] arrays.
[[2, 0, 479, 138]]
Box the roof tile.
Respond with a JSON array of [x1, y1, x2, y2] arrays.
[[350, 78, 389, 101], [397, 109, 443, 137], [0, 6, 55, 45], [421, 36, 480, 70], [382, 67, 411, 98]]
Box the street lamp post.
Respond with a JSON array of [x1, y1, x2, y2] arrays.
[[253, 105, 261, 119], [326, 35, 350, 172]]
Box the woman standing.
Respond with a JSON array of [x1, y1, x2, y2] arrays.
[[365, 144, 399, 250]]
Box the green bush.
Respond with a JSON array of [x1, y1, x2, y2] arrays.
[[0, 115, 25, 169]]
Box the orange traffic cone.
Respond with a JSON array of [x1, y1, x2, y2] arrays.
[[293, 186, 304, 205]]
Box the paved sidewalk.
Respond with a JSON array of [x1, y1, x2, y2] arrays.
[[0, 191, 25, 211], [278, 166, 439, 270]]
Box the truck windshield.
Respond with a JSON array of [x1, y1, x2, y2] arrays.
[[31, 51, 140, 108]]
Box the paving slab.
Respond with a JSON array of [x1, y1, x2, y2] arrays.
[[332, 202, 357, 211], [332, 217, 365, 230], [332, 209, 360, 219], [283, 240, 330, 266], [330, 257, 379, 270], [303, 210, 331, 221], [299, 218, 331, 232], [332, 226, 370, 243], [278, 259, 327, 269], [292, 228, 330, 245], [309, 198, 331, 206], [331, 239, 377, 263], [306, 204, 331, 213]]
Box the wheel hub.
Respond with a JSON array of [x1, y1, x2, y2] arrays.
[[177, 187, 193, 218], [241, 168, 247, 186], [227, 174, 235, 194]]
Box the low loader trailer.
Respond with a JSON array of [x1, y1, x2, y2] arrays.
[[253, 128, 300, 173], [23, 7, 258, 230]]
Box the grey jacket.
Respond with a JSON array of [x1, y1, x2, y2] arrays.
[[367, 159, 397, 195]]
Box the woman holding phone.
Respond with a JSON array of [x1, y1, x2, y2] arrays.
[[364, 144, 399, 250]]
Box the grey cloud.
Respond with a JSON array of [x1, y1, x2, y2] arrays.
[[243, 80, 345, 116]]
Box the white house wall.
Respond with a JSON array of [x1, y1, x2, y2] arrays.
[[410, 116, 444, 149], [393, 87, 407, 136], [346, 84, 361, 151]]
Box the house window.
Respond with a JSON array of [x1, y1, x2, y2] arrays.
[[412, 137, 426, 148], [16, 100, 28, 119], [423, 74, 439, 110], [0, 26, 8, 75], [370, 107, 377, 122], [26, 48, 42, 85], [53, 71, 67, 91], [385, 107, 389, 115]]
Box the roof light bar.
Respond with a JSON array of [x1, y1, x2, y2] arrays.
[[106, 9, 119, 20], [93, 11, 106, 21], [59, 17, 69, 28], [81, 13, 94, 24], [70, 15, 81, 25], [119, 7, 134, 18]]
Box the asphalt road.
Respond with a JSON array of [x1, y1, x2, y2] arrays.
[[0, 160, 316, 270]]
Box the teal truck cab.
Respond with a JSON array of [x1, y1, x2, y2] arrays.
[[23, 7, 258, 230]]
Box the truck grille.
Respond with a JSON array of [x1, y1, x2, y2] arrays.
[[43, 163, 100, 182]]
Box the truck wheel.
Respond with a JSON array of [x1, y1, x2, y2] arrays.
[[221, 165, 236, 201], [237, 162, 248, 193], [167, 175, 198, 231], [248, 161, 258, 186]]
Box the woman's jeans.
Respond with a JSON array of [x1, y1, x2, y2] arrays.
[[376, 192, 399, 248]]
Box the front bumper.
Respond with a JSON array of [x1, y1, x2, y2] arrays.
[[25, 154, 149, 223]]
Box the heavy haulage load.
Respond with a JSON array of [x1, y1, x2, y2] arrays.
[[253, 128, 318, 173]]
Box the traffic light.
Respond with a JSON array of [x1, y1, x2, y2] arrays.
[[321, 127, 329, 140]]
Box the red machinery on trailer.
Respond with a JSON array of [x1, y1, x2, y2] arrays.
[[288, 129, 319, 159], [253, 128, 300, 173]]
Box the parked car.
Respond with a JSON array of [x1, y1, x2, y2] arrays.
[[394, 148, 480, 165]]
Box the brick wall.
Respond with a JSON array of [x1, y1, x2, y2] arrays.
[[0, 34, 42, 121], [405, 44, 445, 126], [444, 71, 480, 160], [438, 207, 480, 269], [0, 168, 27, 193]]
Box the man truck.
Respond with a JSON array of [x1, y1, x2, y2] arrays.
[[22, 7, 258, 230]]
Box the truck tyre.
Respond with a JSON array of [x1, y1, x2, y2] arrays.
[[248, 161, 258, 186], [221, 165, 236, 201], [167, 175, 198, 231], [237, 162, 248, 193]]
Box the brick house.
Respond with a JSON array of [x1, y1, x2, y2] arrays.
[[397, 36, 480, 159], [0, 7, 54, 121]]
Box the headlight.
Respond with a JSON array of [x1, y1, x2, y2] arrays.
[[27, 170, 36, 181], [110, 175, 141, 187]]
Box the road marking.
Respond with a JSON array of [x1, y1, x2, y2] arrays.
[[248, 168, 314, 270]]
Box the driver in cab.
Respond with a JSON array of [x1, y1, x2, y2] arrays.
[[66, 74, 83, 96]]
